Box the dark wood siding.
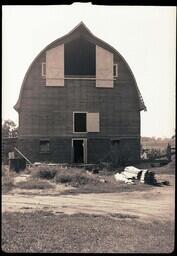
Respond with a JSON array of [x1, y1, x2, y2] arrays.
[[19, 52, 140, 139], [16, 25, 142, 164]]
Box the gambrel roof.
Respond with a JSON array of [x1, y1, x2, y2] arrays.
[[14, 21, 147, 111]]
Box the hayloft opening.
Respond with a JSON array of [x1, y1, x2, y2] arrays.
[[64, 37, 96, 76], [74, 112, 87, 132]]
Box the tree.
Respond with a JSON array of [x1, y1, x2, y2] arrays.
[[171, 130, 176, 139], [2, 119, 18, 138]]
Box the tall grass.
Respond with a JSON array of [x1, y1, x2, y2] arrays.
[[31, 165, 99, 186], [54, 168, 95, 186]]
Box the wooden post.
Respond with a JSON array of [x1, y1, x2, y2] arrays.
[[8, 152, 15, 174]]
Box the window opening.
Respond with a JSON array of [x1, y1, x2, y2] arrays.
[[40, 140, 50, 153], [74, 113, 87, 132]]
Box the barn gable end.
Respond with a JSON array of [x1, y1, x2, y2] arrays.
[[14, 22, 146, 165]]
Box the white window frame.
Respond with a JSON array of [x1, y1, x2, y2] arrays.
[[73, 112, 88, 134], [71, 138, 87, 164], [73, 112, 100, 133], [42, 62, 46, 77], [113, 63, 118, 78]]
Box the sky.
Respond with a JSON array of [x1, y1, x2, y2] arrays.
[[2, 4, 176, 138]]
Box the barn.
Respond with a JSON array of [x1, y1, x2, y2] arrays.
[[14, 22, 146, 166]]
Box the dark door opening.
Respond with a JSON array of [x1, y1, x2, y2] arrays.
[[73, 140, 84, 163]]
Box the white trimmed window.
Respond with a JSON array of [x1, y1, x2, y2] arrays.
[[42, 62, 46, 77], [113, 64, 118, 77], [73, 112, 100, 133]]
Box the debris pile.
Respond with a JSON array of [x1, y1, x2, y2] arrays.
[[114, 166, 158, 185]]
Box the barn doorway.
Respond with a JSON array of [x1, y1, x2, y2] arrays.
[[72, 139, 87, 164]]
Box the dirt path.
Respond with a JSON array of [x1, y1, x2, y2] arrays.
[[2, 184, 175, 222]]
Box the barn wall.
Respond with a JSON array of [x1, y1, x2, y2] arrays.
[[17, 137, 71, 163], [87, 138, 140, 164], [16, 29, 142, 165], [19, 52, 140, 139], [17, 137, 140, 165]]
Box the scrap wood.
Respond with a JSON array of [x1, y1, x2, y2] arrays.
[[114, 173, 135, 184]]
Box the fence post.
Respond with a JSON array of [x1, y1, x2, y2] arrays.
[[8, 152, 15, 173]]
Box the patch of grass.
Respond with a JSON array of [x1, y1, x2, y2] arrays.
[[109, 213, 139, 219], [60, 182, 152, 195], [16, 179, 54, 190], [31, 164, 101, 187], [2, 211, 174, 253], [54, 168, 99, 187]]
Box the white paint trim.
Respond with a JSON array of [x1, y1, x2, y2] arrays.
[[42, 77, 116, 81], [113, 63, 118, 78], [42, 62, 46, 77], [65, 77, 115, 80]]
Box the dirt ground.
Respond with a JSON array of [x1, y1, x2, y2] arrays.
[[2, 163, 175, 253], [2, 173, 175, 222]]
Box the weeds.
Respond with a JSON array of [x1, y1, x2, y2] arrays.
[[16, 179, 54, 190], [31, 165, 58, 179], [54, 168, 97, 187], [30, 165, 98, 187]]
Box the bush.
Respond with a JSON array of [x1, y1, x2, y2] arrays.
[[55, 168, 97, 187], [30, 165, 101, 187], [55, 174, 72, 183], [31, 165, 58, 179], [146, 148, 163, 160], [16, 179, 54, 190]]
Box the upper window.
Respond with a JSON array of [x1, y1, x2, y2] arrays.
[[113, 64, 118, 77], [42, 62, 46, 77], [73, 112, 100, 133], [73, 112, 87, 132], [65, 37, 96, 76]]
